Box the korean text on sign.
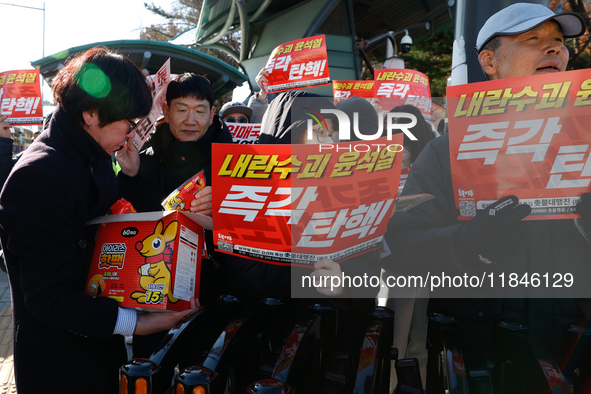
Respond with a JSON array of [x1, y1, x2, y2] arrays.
[[0, 69, 43, 126], [262, 35, 331, 94], [212, 137, 403, 267], [447, 68, 591, 220], [374, 69, 432, 118], [227, 123, 261, 144], [332, 80, 375, 104]]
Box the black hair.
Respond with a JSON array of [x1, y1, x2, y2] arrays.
[[52, 46, 152, 128], [166, 73, 214, 110], [391, 105, 435, 163]]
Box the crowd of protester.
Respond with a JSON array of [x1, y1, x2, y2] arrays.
[[0, 3, 590, 393]]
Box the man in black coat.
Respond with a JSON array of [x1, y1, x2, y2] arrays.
[[0, 47, 196, 394], [117, 73, 233, 393], [384, 2, 590, 379], [117, 73, 233, 215], [117, 73, 233, 307]]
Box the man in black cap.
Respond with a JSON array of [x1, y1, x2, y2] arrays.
[[384, 1, 588, 384]]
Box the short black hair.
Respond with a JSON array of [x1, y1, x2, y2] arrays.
[[52, 46, 152, 128], [166, 73, 214, 110]]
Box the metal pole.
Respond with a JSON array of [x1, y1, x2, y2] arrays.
[[0, 1, 48, 118], [0, 2, 46, 58]]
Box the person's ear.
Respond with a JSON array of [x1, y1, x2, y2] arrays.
[[478, 49, 498, 79], [162, 103, 170, 123], [82, 110, 98, 127], [209, 106, 215, 125]]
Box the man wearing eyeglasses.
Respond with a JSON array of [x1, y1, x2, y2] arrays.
[[0, 47, 198, 394], [301, 118, 339, 144], [219, 101, 253, 124]]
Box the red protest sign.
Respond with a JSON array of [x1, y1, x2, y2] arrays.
[[130, 59, 171, 151], [447, 68, 591, 220], [332, 80, 375, 103], [212, 136, 403, 267], [262, 35, 330, 93], [226, 122, 261, 144], [374, 69, 432, 118], [0, 69, 43, 126]]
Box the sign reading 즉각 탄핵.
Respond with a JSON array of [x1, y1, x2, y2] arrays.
[[447, 68, 591, 220], [211, 136, 403, 267], [0, 69, 43, 126], [262, 35, 330, 93]]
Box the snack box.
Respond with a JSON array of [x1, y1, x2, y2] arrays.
[[85, 211, 212, 311]]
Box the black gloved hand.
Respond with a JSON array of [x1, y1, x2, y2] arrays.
[[575, 193, 591, 243], [456, 195, 532, 264]]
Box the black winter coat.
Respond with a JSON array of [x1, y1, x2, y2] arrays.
[[0, 106, 125, 393], [385, 133, 591, 365]]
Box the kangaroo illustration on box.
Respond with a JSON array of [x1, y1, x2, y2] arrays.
[[130, 220, 179, 305]]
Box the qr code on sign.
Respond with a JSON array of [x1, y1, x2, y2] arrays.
[[218, 241, 233, 252], [459, 201, 476, 217]]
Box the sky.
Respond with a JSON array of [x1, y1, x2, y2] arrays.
[[0, 0, 175, 100]]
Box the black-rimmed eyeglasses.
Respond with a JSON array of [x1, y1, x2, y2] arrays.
[[127, 118, 141, 134]]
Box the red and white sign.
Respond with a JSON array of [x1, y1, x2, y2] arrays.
[[131, 58, 171, 150], [262, 35, 330, 94], [212, 136, 403, 267], [0, 69, 43, 126], [448, 68, 591, 220], [226, 122, 261, 144], [374, 69, 432, 118], [332, 80, 375, 104]]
